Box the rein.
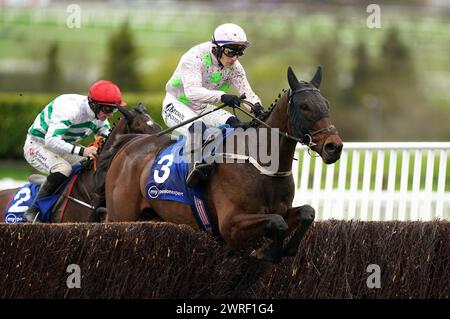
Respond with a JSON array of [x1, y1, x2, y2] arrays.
[[239, 92, 337, 153], [155, 103, 231, 137], [152, 90, 336, 176], [155, 94, 247, 138]]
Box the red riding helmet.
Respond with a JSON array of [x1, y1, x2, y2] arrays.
[[88, 80, 126, 107]]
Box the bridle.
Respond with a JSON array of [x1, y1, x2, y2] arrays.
[[288, 87, 338, 154], [239, 87, 337, 155]]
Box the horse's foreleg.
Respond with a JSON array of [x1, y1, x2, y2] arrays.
[[225, 213, 288, 264], [90, 207, 107, 222], [105, 184, 142, 222], [282, 205, 315, 256]]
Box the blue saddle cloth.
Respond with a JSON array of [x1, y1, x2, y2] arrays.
[[145, 126, 235, 231], [146, 135, 194, 204], [3, 165, 83, 223]]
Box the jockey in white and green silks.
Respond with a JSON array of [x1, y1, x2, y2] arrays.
[[22, 80, 126, 223], [162, 23, 264, 187]]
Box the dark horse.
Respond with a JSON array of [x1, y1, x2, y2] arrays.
[[0, 104, 161, 223], [100, 66, 343, 262]]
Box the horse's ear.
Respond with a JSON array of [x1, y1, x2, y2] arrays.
[[117, 105, 132, 122], [287, 66, 300, 90], [311, 65, 323, 88], [137, 103, 148, 113]]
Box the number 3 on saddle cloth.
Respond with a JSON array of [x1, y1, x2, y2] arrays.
[[3, 165, 83, 223], [145, 126, 235, 233]]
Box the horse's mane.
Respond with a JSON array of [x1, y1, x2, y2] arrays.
[[97, 133, 141, 179], [94, 133, 142, 201], [97, 117, 125, 157], [248, 88, 288, 127], [92, 116, 123, 183], [92, 115, 129, 203]]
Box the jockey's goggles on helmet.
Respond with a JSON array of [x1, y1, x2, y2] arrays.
[[222, 45, 245, 57], [98, 105, 118, 114]]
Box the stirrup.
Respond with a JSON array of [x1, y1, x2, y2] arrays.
[[186, 162, 215, 188], [23, 210, 41, 224], [186, 162, 207, 188]]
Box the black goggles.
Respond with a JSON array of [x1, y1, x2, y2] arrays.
[[222, 46, 245, 57], [99, 105, 118, 114]]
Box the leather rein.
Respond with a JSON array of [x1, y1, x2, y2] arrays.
[[239, 87, 337, 155]]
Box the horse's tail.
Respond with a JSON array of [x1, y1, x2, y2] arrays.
[[94, 134, 143, 200]]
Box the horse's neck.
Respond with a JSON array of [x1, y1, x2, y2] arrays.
[[76, 168, 95, 195], [262, 91, 297, 172]]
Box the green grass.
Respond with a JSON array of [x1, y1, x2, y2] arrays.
[[0, 163, 36, 180]]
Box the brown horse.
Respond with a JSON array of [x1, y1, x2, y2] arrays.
[[101, 66, 343, 262], [0, 104, 161, 223]]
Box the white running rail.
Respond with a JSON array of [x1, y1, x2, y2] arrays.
[[292, 142, 450, 221]]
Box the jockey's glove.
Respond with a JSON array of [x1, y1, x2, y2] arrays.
[[252, 102, 264, 117], [221, 94, 241, 108]]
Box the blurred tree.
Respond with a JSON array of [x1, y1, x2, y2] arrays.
[[375, 27, 423, 140], [104, 21, 141, 91], [42, 41, 62, 93], [336, 40, 377, 140], [143, 52, 180, 94], [315, 34, 339, 100], [380, 27, 414, 84], [340, 27, 428, 141], [352, 41, 371, 90]]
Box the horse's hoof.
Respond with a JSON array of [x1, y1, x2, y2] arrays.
[[299, 205, 315, 225]]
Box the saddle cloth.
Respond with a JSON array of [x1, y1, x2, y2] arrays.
[[145, 126, 235, 232], [3, 165, 83, 223]]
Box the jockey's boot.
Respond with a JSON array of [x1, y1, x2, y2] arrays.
[[184, 121, 211, 188], [23, 172, 68, 223], [186, 161, 215, 188]]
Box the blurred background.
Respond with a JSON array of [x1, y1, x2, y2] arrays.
[[0, 0, 449, 178]]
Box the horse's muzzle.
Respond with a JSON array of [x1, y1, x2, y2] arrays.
[[323, 141, 343, 164]]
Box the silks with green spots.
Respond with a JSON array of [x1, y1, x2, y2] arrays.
[[178, 94, 191, 106], [170, 75, 182, 88], [203, 53, 212, 69], [219, 82, 230, 92], [210, 71, 223, 83]]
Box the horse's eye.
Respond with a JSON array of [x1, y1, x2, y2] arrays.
[[300, 104, 309, 111]]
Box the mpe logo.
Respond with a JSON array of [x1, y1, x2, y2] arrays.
[[148, 185, 159, 199], [5, 213, 22, 224]]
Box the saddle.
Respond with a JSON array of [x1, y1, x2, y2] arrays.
[[28, 174, 46, 185], [3, 164, 86, 223]]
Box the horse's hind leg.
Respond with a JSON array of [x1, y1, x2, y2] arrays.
[[282, 205, 315, 256], [225, 213, 288, 264]]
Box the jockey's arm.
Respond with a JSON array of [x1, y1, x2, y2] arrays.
[[44, 107, 89, 157], [181, 59, 224, 104], [96, 123, 110, 139], [45, 123, 85, 156]]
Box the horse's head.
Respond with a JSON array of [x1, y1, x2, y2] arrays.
[[117, 103, 162, 135], [287, 66, 343, 164]]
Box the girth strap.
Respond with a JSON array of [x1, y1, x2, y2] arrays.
[[215, 153, 292, 177]]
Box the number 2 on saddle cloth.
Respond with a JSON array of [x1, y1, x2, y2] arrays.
[[3, 165, 83, 223]]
